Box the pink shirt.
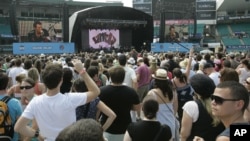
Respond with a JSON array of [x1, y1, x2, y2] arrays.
[[136, 64, 150, 87]]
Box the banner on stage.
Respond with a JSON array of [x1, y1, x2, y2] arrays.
[[151, 43, 194, 53], [13, 42, 75, 54]]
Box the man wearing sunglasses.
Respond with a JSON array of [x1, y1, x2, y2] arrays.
[[194, 81, 249, 141]]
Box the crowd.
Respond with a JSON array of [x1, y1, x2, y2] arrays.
[[0, 48, 250, 141]]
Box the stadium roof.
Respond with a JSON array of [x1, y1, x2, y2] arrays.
[[218, 0, 250, 11], [14, 0, 122, 6]]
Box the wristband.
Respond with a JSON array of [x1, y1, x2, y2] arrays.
[[34, 130, 39, 138]]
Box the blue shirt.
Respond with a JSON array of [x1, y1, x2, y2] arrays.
[[0, 95, 23, 141]]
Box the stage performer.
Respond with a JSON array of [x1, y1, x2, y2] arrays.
[[28, 21, 50, 42], [166, 25, 180, 43]]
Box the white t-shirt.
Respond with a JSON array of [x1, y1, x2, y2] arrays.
[[8, 67, 25, 85], [239, 68, 250, 84], [209, 72, 220, 86], [182, 101, 199, 122], [123, 66, 137, 88], [22, 92, 87, 141]]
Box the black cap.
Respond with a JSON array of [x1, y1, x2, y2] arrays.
[[203, 63, 213, 69], [190, 74, 215, 98]]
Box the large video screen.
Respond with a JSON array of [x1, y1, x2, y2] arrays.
[[89, 29, 119, 49], [19, 20, 63, 42]]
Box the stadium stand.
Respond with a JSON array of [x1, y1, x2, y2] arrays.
[[216, 24, 231, 36], [230, 23, 250, 33], [242, 38, 250, 45], [221, 37, 243, 46]]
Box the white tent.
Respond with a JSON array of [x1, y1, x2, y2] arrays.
[[200, 49, 213, 54]]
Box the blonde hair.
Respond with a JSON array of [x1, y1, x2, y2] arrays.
[[28, 68, 40, 82], [198, 63, 204, 71], [201, 98, 221, 126]]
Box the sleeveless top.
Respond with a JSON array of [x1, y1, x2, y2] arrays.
[[127, 121, 172, 141], [151, 92, 175, 139], [76, 97, 100, 120], [187, 100, 225, 141], [172, 80, 194, 120]]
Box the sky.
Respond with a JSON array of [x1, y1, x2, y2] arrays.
[[73, 0, 132, 7]]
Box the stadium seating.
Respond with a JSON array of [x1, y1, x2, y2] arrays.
[[188, 24, 204, 35], [216, 24, 231, 36], [242, 38, 250, 45], [0, 24, 12, 35], [221, 37, 242, 46], [230, 23, 250, 34], [0, 16, 12, 35]]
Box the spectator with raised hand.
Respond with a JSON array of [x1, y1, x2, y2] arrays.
[[14, 60, 100, 141], [172, 48, 194, 122]]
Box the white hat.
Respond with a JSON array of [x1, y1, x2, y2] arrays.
[[40, 53, 45, 57], [127, 57, 135, 64], [152, 69, 168, 80]]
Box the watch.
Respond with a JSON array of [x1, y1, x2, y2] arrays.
[[34, 130, 39, 138]]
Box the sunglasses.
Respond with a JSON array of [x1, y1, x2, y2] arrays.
[[245, 80, 250, 85], [20, 86, 33, 90], [211, 95, 240, 105]]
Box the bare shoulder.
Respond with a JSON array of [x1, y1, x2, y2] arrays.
[[216, 136, 229, 141]]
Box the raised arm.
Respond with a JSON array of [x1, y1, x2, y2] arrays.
[[74, 60, 100, 103], [185, 47, 194, 81]]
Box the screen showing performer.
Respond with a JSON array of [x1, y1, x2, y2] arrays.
[[166, 25, 180, 43], [89, 29, 119, 49], [28, 21, 51, 42]]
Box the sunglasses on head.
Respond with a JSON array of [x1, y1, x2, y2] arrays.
[[211, 95, 240, 105], [20, 86, 33, 90]]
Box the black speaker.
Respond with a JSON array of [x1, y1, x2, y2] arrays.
[[159, 12, 165, 43], [63, 3, 69, 42], [9, 1, 18, 36]]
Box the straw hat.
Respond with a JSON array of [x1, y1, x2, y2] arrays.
[[152, 69, 168, 80]]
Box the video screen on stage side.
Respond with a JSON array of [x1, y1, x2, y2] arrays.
[[89, 29, 119, 49], [19, 20, 63, 42]]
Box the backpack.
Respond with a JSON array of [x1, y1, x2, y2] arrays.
[[0, 96, 14, 141]]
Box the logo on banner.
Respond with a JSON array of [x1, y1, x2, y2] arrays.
[[19, 45, 25, 51], [60, 45, 64, 50]]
